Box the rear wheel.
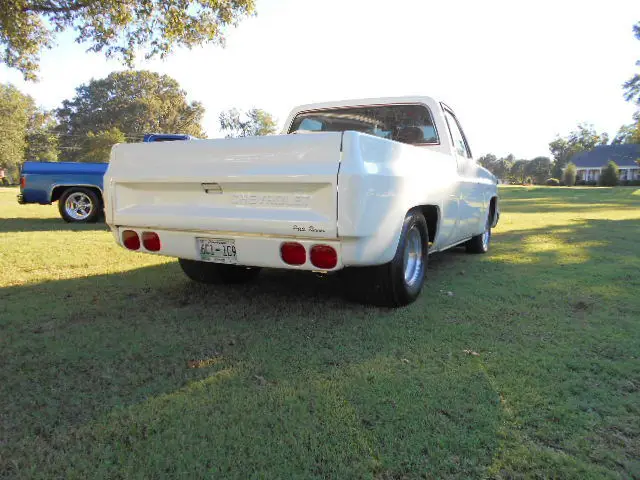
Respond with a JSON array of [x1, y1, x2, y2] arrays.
[[178, 259, 261, 284], [58, 187, 101, 223], [343, 210, 428, 307]]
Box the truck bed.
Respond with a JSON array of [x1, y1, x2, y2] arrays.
[[19, 161, 107, 204]]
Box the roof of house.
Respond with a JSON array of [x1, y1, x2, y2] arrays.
[[570, 144, 640, 168]]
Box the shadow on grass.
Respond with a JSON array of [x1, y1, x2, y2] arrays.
[[0, 216, 107, 233], [0, 218, 639, 477], [0, 247, 502, 477]]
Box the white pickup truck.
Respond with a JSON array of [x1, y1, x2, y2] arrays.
[[105, 96, 499, 306]]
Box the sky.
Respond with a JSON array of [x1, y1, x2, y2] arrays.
[[1, 0, 639, 159]]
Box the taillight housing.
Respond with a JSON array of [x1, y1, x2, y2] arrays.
[[20, 176, 25, 189], [310, 245, 338, 269], [280, 242, 306, 265], [122, 230, 140, 250], [142, 232, 161, 251]]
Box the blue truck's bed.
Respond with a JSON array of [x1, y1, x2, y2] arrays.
[[18, 161, 108, 205]]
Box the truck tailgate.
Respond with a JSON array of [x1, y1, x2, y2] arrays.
[[106, 133, 342, 238]]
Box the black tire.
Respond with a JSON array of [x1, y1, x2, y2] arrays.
[[58, 187, 102, 223], [342, 210, 428, 307], [178, 259, 261, 284], [466, 214, 492, 254]]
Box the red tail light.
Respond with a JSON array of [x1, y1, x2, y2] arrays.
[[310, 245, 337, 269], [20, 176, 26, 189], [142, 231, 161, 251], [280, 242, 306, 265], [122, 230, 140, 250]]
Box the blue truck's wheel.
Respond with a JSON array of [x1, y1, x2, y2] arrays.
[[58, 187, 101, 223]]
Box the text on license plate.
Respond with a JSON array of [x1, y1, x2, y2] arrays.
[[197, 238, 237, 264]]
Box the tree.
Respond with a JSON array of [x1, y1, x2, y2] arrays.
[[600, 160, 620, 186], [563, 162, 577, 186], [76, 128, 126, 163], [492, 157, 515, 182], [525, 156, 552, 184], [549, 124, 609, 178], [0, 0, 255, 81], [477, 153, 514, 181], [219, 108, 277, 138], [25, 110, 59, 162], [510, 159, 529, 184], [56, 70, 205, 161], [613, 113, 640, 144], [477, 154, 498, 170], [0, 83, 34, 180], [623, 22, 640, 106]]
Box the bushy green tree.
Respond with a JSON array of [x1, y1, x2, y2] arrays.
[[76, 128, 126, 163], [563, 162, 577, 186], [525, 156, 552, 184], [623, 22, 640, 106], [0, 83, 34, 180], [613, 111, 640, 144], [0, 0, 255, 80], [618, 23, 640, 149], [477, 153, 514, 181], [56, 70, 205, 161], [219, 108, 277, 138], [25, 110, 58, 162], [600, 161, 620, 186], [510, 159, 529, 184], [477, 154, 498, 170], [549, 124, 609, 179]]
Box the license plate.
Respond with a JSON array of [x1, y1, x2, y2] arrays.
[[197, 238, 237, 264]]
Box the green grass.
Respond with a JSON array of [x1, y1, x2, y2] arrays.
[[1, 185, 639, 479]]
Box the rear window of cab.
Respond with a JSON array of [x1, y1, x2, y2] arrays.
[[288, 104, 439, 146]]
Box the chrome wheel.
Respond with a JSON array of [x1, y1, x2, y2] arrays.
[[403, 226, 423, 287], [64, 192, 93, 220]]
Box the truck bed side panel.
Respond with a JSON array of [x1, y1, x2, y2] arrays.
[[338, 132, 459, 266]]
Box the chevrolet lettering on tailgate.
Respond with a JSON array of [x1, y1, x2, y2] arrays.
[[231, 193, 311, 208]]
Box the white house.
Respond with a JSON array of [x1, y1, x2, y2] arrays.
[[568, 144, 640, 182]]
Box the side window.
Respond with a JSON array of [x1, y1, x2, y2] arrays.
[[444, 110, 471, 159]]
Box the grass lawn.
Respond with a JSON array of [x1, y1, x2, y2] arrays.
[[1, 186, 639, 479]]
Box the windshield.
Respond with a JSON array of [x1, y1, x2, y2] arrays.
[[288, 104, 438, 145]]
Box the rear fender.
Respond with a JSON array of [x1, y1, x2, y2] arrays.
[[338, 132, 449, 266]]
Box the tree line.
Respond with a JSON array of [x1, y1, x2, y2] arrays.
[[477, 123, 611, 185], [479, 22, 640, 186], [0, 70, 277, 182]]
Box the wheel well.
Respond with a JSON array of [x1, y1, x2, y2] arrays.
[[489, 196, 498, 224], [416, 205, 439, 244], [51, 186, 102, 204]]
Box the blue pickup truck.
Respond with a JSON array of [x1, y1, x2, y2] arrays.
[[18, 133, 191, 223]]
